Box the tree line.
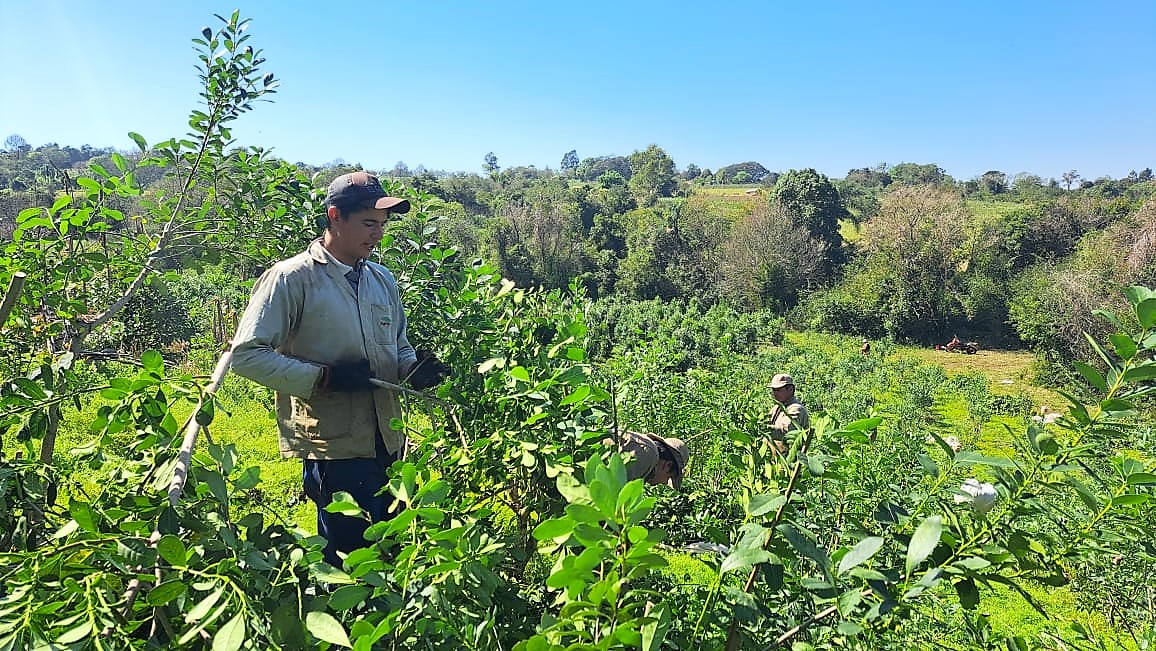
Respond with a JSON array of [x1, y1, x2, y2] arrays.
[[3, 133, 1154, 369]]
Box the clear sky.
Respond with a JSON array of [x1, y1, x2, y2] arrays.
[[1, 1, 1153, 181]]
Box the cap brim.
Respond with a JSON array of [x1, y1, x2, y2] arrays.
[[373, 196, 411, 213]]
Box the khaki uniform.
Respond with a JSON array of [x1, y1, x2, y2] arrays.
[[617, 431, 664, 482], [231, 239, 418, 459], [768, 398, 809, 451]]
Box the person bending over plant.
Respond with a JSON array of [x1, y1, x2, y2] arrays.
[[605, 430, 689, 489]]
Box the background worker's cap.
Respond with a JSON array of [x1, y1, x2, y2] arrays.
[[324, 171, 411, 212], [770, 373, 795, 389]]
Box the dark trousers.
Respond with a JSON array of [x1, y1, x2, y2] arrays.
[[302, 434, 397, 567]]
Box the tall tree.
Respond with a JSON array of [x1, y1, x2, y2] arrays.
[[719, 201, 828, 310], [3, 133, 29, 153], [560, 149, 579, 174], [889, 162, 951, 186], [716, 161, 770, 184], [859, 185, 970, 338], [627, 144, 676, 207], [483, 152, 500, 175], [768, 168, 847, 265]]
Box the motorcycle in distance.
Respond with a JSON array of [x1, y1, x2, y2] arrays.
[[938, 335, 980, 354]]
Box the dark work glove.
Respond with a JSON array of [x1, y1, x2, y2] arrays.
[[407, 349, 451, 390], [321, 359, 375, 392]]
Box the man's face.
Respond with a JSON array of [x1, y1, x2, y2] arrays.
[[328, 205, 390, 263], [772, 385, 794, 401]]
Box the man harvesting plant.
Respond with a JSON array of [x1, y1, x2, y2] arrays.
[[606, 430, 690, 489], [231, 171, 449, 566], [768, 373, 809, 454]]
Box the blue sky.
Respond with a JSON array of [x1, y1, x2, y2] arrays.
[[1, 1, 1153, 181]]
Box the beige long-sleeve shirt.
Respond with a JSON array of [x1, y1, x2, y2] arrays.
[[231, 239, 418, 459]]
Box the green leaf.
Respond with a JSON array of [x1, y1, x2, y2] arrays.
[[77, 177, 103, 193], [1111, 494, 1149, 506], [565, 503, 604, 524], [837, 537, 884, 575], [844, 416, 883, 431], [477, 357, 504, 373], [720, 547, 774, 574], [233, 466, 261, 490], [146, 580, 188, 606], [955, 577, 980, 610], [196, 399, 216, 427], [306, 611, 351, 648], [1084, 332, 1119, 372], [906, 516, 942, 576], [837, 621, 863, 636], [325, 492, 363, 516], [1068, 478, 1101, 510], [1136, 298, 1156, 329], [533, 517, 575, 541], [955, 452, 1017, 468], [917, 453, 939, 478], [1126, 472, 1156, 486], [1109, 334, 1137, 361], [747, 493, 786, 517], [52, 520, 79, 539], [640, 602, 670, 651], [185, 586, 225, 623], [129, 132, 148, 152], [212, 612, 245, 651], [141, 349, 164, 373], [1073, 362, 1108, 393], [1123, 285, 1156, 308], [327, 585, 371, 611], [55, 621, 93, 645], [954, 556, 991, 571], [69, 501, 98, 533], [559, 385, 591, 406], [157, 534, 187, 566], [1100, 398, 1135, 413], [778, 524, 831, 577], [1122, 364, 1156, 382]]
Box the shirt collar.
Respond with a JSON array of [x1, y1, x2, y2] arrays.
[[314, 240, 360, 276]]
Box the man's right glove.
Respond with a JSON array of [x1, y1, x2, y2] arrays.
[[319, 359, 375, 392], [407, 349, 451, 390]]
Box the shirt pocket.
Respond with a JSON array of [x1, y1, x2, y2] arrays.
[[369, 303, 398, 346], [292, 393, 354, 442]]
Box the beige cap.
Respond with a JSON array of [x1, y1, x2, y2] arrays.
[[616, 430, 690, 490], [663, 436, 689, 490], [770, 373, 794, 389]]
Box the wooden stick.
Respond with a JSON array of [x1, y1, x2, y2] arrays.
[[168, 348, 233, 506], [0, 271, 27, 327], [369, 377, 449, 407]]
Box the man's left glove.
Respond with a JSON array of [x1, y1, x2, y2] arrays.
[[407, 349, 451, 390], [319, 359, 375, 392]]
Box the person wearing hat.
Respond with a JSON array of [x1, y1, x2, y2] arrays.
[[768, 373, 809, 454], [231, 171, 450, 566], [605, 430, 690, 489]]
